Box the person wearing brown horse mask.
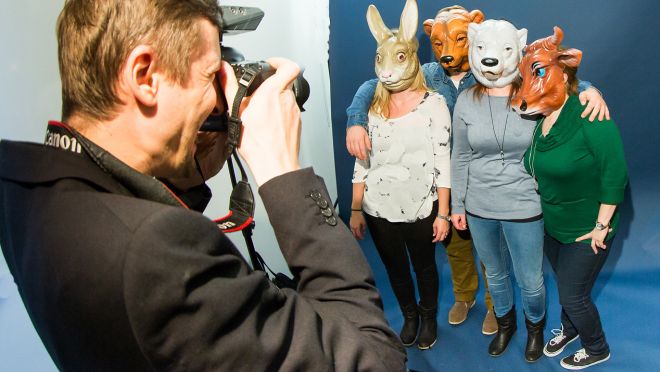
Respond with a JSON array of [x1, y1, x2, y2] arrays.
[[517, 27, 628, 370]]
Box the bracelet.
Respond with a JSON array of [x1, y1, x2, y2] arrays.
[[436, 214, 451, 222], [351, 208, 362, 212]]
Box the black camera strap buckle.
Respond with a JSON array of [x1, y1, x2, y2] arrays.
[[225, 66, 261, 153]]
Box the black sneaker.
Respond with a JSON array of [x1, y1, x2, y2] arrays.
[[544, 326, 579, 357], [560, 349, 610, 370]]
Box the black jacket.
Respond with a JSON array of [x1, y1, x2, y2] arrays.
[[0, 136, 405, 371]]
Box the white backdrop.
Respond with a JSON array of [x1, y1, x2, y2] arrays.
[[0, 1, 335, 370]]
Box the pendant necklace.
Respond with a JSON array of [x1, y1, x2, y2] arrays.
[[487, 94, 509, 166]]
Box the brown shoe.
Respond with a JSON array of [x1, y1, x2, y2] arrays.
[[482, 309, 498, 335], [448, 300, 476, 325]]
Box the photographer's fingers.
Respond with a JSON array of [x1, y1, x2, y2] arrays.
[[237, 58, 302, 186], [218, 61, 239, 115], [263, 57, 301, 91]]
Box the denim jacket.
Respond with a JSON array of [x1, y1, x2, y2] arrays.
[[345, 61, 593, 128]]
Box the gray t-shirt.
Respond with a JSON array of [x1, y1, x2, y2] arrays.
[[450, 91, 541, 220], [354, 92, 451, 223]]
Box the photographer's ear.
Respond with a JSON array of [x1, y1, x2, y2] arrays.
[[123, 45, 159, 107]]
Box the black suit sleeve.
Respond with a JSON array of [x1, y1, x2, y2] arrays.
[[123, 168, 406, 372]]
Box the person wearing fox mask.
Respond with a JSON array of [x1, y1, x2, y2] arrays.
[[515, 27, 627, 370], [451, 19, 610, 362], [345, 4, 609, 337], [349, 0, 451, 350]]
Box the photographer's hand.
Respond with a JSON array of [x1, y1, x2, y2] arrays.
[[221, 58, 302, 186]]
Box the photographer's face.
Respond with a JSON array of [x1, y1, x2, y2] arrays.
[[157, 19, 225, 178]]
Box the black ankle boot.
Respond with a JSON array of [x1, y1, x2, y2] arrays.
[[524, 315, 546, 362], [488, 306, 517, 356], [399, 305, 419, 346], [417, 304, 437, 350]]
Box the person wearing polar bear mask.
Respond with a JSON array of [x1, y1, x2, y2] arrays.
[[450, 19, 548, 362]]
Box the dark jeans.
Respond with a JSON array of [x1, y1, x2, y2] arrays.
[[364, 202, 439, 310], [544, 234, 611, 356]]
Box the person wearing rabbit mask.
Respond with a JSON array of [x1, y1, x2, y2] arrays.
[[516, 27, 627, 370], [349, 0, 451, 350], [350, 4, 497, 337], [344, 4, 611, 337]]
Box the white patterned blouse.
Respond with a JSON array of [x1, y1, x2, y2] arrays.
[[353, 92, 451, 223]]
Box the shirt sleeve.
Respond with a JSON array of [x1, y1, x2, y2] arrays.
[[450, 94, 471, 214], [429, 94, 451, 189], [346, 79, 378, 128], [577, 79, 593, 92], [582, 118, 628, 204], [353, 156, 369, 183]]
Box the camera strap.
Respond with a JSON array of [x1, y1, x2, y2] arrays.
[[211, 65, 297, 288], [225, 65, 264, 153]]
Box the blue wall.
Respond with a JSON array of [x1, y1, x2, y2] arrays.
[[329, 0, 660, 227], [329, 3, 660, 369]]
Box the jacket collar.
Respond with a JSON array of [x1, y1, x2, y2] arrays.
[[0, 121, 185, 208]]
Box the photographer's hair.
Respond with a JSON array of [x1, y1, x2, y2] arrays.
[[57, 0, 222, 122]]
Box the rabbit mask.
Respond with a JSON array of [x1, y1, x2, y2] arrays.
[[367, 0, 420, 92], [468, 20, 527, 88]]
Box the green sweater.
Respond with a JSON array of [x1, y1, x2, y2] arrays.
[[524, 95, 628, 244]]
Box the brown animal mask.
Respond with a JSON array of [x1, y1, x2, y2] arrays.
[[512, 26, 583, 116], [423, 6, 484, 74]]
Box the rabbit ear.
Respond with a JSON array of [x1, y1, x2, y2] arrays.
[[367, 5, 393, 44], [398, 0, 419, 42]]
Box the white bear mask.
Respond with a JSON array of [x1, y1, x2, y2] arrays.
[[467, 20, 527, 88]]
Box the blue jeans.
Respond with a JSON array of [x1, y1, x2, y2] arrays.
[[544, 234, 611, 356], [466, 214, 546, 322]]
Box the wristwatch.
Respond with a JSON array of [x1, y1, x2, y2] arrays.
[[437, 214, 451, 222], [595, 221, 609, 231]]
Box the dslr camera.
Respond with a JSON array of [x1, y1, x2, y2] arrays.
[[201, 5, 309, 132]]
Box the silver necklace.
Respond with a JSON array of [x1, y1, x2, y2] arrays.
[[487, 94, 509, 166]]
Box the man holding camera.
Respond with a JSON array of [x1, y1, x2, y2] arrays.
[[0, 1, 406, 371]]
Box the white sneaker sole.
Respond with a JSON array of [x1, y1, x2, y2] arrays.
[[543, 334, 579, 357], [560, 353, 610, 370]]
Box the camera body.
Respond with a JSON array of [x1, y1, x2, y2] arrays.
[[201, 60, 273, 132], [200, 6, 309, 132]]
